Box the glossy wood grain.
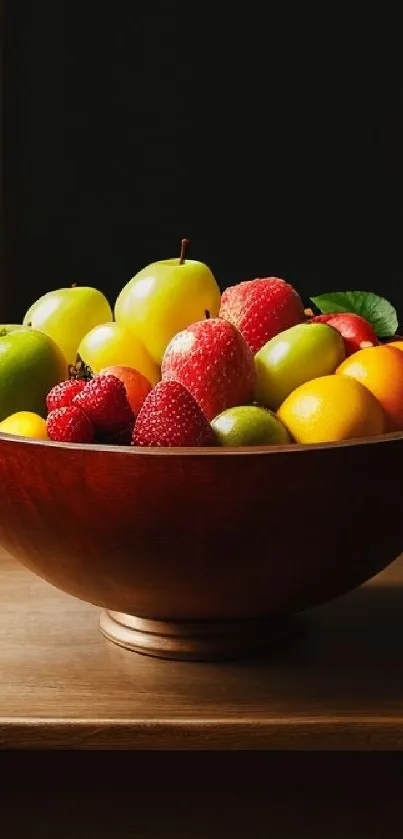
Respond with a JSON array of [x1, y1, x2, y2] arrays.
[[1, 546, 403, 750], [0, 432, 403, 658]]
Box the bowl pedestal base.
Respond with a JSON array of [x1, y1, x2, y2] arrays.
[[99, 610, 298, 661]]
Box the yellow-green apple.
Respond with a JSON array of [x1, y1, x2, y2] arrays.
[[211, 405, 292, 446], [78, 322, 159, 385], [161, 317, 256, 420], [255, 322, 346, 410], [0, 327, 67, 422], [114, 239, 221, 365], [23, 285, 113, 365], [0, 324, 24, 335]]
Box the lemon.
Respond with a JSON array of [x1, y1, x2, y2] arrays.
[[0, 411, 49, 440], [277, 375, 385, 444]]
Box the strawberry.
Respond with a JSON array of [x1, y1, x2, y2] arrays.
[[219, 277, 305, 354], [46, 379, 87, 413], [47, 405, 95, 443], [310, 312, 379, 356], [161, 318, 256, 421], [133, 380, 214, 447], [72, 373, 134, 434]]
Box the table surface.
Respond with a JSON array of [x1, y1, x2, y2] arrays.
[[1, 546, 403, 750]]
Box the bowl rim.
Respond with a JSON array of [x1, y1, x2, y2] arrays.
[[1, 429, 403, 456]]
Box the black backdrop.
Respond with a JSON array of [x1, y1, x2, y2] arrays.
[[2, 6, 403, 325]]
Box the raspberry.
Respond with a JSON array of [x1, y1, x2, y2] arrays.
[[72, 374, 134, 435], [47, 405, 95, 443], [46, 379, 87, 413]]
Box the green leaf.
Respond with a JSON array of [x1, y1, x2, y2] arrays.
[[309, 291, 398, 338]]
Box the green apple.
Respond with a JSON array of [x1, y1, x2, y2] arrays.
[[23, 285, 113, 366], [0, 325, 24, 336], [0, 327, 67, 422], [211, 405, 292, 446], [114, 239, 221, 365], [255, 322, 346, 410]]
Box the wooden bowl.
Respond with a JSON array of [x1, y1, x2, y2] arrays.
[[0, 432, 402, 660]]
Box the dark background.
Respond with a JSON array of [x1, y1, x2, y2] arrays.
[[1, 6, 403, 324]]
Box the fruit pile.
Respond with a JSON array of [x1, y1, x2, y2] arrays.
[[1, 239, 402, 448]]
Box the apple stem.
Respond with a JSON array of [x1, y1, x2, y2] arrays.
[[205, 310, 211, 319], [179, 238, 189, 265]]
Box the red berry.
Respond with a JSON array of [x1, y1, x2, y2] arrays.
[[220, 277, 305, 354], [310, 313, 379, 356], [47, 405, 95, 443], [161, 318, 256, 421], [72, 373, 134, 434], [133, 381, 214, 447], [46, 379, 87, 412]]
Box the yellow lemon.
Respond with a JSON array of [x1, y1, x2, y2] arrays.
[[0, 411, 49, 440], [277, 374, 385, 444]]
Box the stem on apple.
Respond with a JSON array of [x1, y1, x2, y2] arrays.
[[205, 310, 211, 319], [179, 238, 190, 265]]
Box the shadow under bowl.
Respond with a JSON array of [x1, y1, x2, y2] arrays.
[[0, 431, 402, 660]]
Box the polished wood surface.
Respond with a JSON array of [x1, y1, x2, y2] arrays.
[[1, 431, 403, 659], [1, 545, 403, 750]]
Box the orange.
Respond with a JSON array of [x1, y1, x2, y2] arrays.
[[386, 340, 403, 353], [277, 375, 384, 444], [336, 345, 403, 431]]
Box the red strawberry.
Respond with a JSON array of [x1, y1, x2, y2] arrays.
[[133, 381, 214, 447], [46, 379, 87, 413], [72, 373, 134, 434], [219, 277, 305, 354], [310, 312, 379, 356], [47, 405, 95, 443], [161, 318, 256, 421]]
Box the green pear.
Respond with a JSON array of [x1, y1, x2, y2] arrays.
[[114, 239, 221, 365], [211, 405, 292, 446], [23, 286, 113, 366], [255, 323, 346, 410], [0, 327, 67, 422]]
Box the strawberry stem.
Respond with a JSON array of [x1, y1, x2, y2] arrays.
[[179, 238, 189, 265]]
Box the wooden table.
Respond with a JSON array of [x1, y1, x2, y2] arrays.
[[1, 547, 403, 837]]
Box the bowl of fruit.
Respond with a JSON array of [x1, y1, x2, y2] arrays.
[[1, 240, 403, 660]]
